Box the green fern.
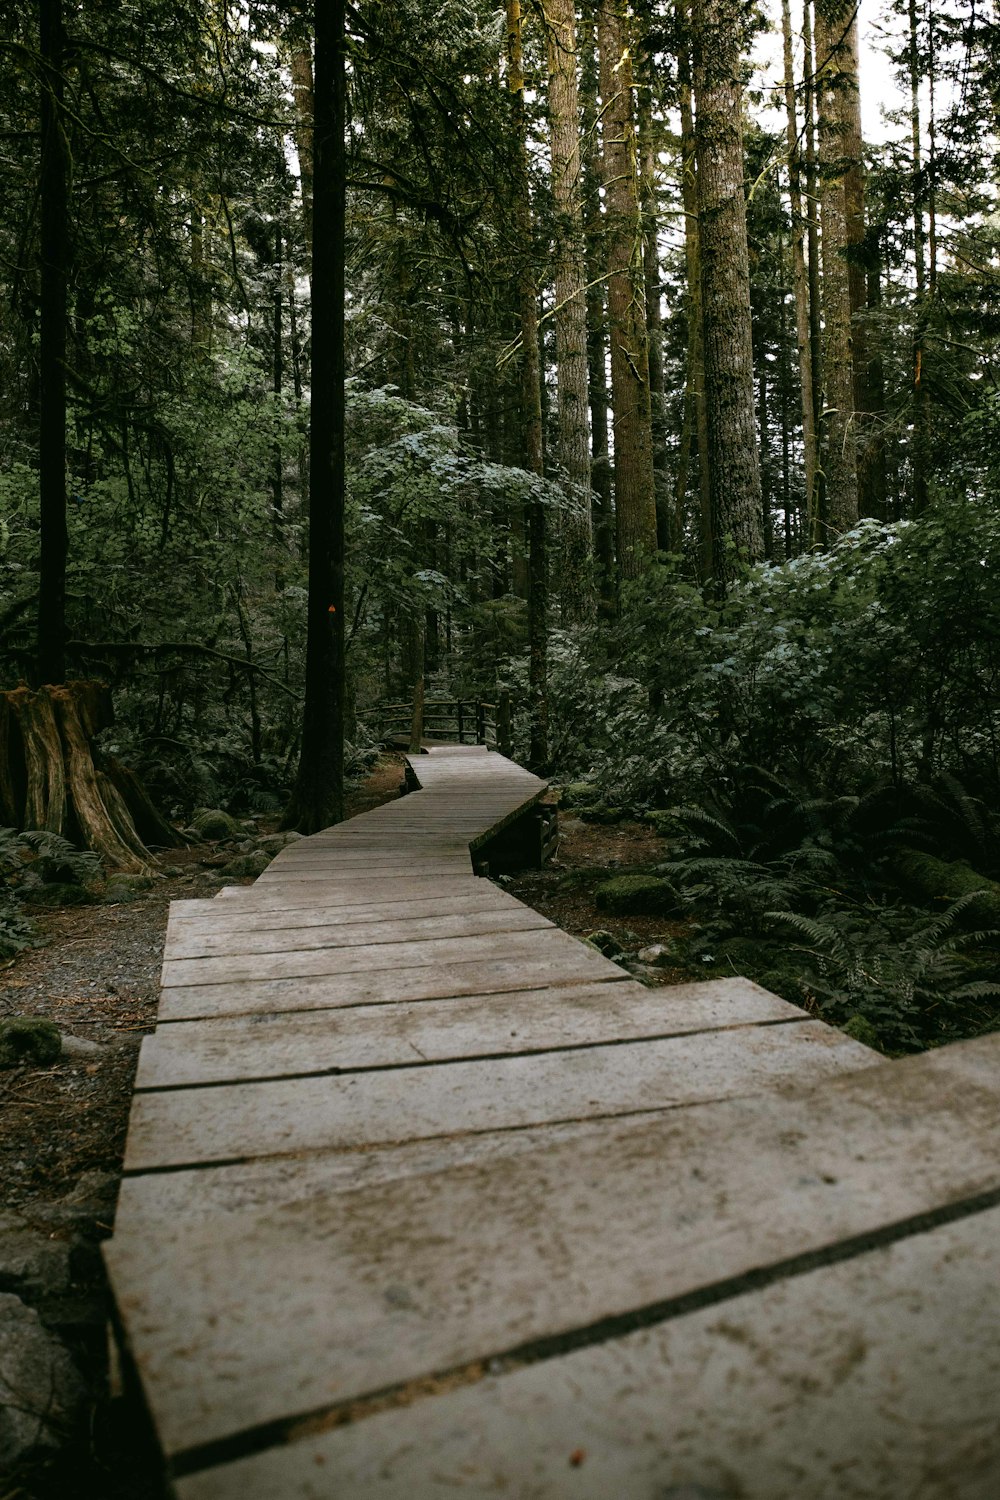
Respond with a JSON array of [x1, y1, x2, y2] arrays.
[[766, 896, 1000, 1050], [17, 830, 102, 885]]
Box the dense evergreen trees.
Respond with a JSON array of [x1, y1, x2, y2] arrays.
[[1, 0, 999, 833]]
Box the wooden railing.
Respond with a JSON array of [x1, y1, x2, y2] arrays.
[[366, 693, 512, 755]]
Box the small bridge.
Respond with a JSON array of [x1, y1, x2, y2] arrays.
[[105, 746, 1000, 1497]]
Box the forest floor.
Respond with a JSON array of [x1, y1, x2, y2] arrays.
[[0, 752, 690, 1498]]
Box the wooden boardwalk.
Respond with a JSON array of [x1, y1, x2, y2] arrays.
[[105, 746, 1000, 1498]]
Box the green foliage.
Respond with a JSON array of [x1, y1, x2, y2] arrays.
[[16, 831, 102, 886], [767, 896, 1000, 1052]]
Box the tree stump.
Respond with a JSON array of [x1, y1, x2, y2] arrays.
[[0, 681, 180, 874]]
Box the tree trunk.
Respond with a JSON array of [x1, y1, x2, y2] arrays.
[[691, 0, 763, 588], [802, 0, 824, 528], [636, 52, 670, 551], [815, 0, 859, 535], [544, 0, 594, 621], [281, 0, 346, 833], [781, 0, 819, 542], [597, 0, 657, 586], [580, 7, 616, 617], [908, 0, 930, 513], [507, 0, 548, 771], [678, 57, 713, 585], [38, 0, 68, 688], [1, 683, 158, 874], [290, 43, 315, 263]]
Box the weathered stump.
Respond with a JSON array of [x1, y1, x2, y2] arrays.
[[0, 681, 181, 874]]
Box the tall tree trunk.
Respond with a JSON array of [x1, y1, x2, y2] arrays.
[[272, 217, 284, 528], [691, 0, 763, 588], [507, 0, 548, 771], [678, 59, 713, 584], [38, 0, 68, 687], [802, 0, 824, 531], [781, 0, 819, 542], [597, 0, 657, 586], [815, 0, 859, 535], [580, 7, 615, 617], [636, 45, 670, 551], [908, 0, 930, 513], [290, 44, 315, 264], [281, 0, 346, 833], [544, 0, 594, 621]]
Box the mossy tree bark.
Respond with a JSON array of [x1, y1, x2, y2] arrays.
[[815, 0, 860, 535], [0, 682, 169, 873], [597, 0, 658, 586], [544, 0, 594, 623], [691, 0, 763, 589]]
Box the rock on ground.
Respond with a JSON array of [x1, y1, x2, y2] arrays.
[[0, 1292, 86, 1470]]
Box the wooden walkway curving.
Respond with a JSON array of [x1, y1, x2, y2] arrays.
[[105, 746, 1000, 1498]]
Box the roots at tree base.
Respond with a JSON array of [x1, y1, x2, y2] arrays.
[[0, 680, 182, 874]]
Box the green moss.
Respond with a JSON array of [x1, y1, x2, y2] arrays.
[[559, 782, 601, 809], [594, 874, 677, 916], [580, 804, 628, 825], [841, 1013, 883, 1051], [891, 848, 1000, 925], [221, 850, 272, 878], [21, 882, 92, 908], [191, 809, 244, 841], [0, 1018, 62, 1069], [582, 929, 624, 957]]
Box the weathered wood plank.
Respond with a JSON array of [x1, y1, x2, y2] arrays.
[[136, 978, 802, 1089], [157, 945, 629, 1021], [211, 878, 492, 909], [113, 1118, 628, 1235], [254, 861, 471, 882], [164, 889, 523, 947], [123, 1021, 874, 1171], [176, 1204, 1000, 1500], [104, 1036, 1000, 1461], [160, 927, 620, 994], [163, 905, 551, 962]]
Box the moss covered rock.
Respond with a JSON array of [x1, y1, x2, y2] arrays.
[[582, 929, 624, 958], [221, 850, 272, 878], [580, 804, 629, 825], [191, 809, 244, 841], [20, 882, 92, 908], [0, 1018, 62, 1070], [891, 848, 1000, 925], [559, 782, 601, 809], [594, 874, 677, 916], [101, 874, 156, 904]]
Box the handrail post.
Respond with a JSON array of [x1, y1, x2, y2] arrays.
[[498, 690, 511, 757], [476, 700, 486, 745], [457, 701, 465, 744]]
